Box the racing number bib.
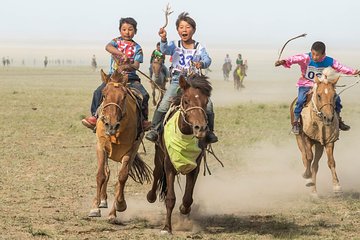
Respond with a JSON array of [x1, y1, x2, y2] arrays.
[[305, 66, 324, 81]]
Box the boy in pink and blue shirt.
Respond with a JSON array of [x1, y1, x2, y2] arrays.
[[275, 41, 359, 134]]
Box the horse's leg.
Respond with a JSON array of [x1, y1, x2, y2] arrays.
[[99, 156, 110, 208], [108, 155, 130, 221], [147, 145, 162, 203], [89, 145, 106, 217], [152, 84, 157, 106], [180, 165, 200, 215], [162, 158, 176, 234], [296, 136, 314, 181], [310, 143, 324, 195], [325, 142, 342, 194]]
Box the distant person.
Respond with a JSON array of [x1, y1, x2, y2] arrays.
[[275, 41, 359, 134], [2, 57, 5, 67], [91, 54, 97, 71], [82, 17, 151, 131], [44, 56, 48, 68], [224, 54, 231, 64], [149, 42, 168, 79], [236, 54, 243, 67], [145, 12, 217, 144]]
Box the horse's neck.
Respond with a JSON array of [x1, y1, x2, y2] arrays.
[[178, 115, 192, 135]]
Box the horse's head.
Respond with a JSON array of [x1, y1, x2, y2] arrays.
[[152, 56, 163, 79], [178, 74, 212, 139], [313, 67, 340, 126], [99, 68, 128, 136]]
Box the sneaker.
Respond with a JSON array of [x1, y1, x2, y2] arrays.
[[142, 120, 152, 131], [206, 131, 218, 144], [339, 118, 350, 131], [145, 129, 159, 142], [82, 116, 97, 130], [291, 121, 300, 135]]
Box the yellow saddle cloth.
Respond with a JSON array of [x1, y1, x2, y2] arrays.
[[164, 110, 202, 174]]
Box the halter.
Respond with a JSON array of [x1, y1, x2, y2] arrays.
[[179, 96, 208, 127]]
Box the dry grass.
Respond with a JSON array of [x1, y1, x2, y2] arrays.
[[1, 67, 360, 239]]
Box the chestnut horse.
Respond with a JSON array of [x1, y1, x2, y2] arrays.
[[146, 74, 212, 234], [88, 67, 152, 222], [151, 56, 167, 106], [290, 67, 342, 196]]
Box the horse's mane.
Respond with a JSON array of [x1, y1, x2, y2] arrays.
[[172, 75, 212, 106], [187, 75, 212, 97], [319, 67, 340, 84]]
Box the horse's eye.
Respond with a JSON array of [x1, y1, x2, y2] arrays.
[[317, 94, 321, 101], [184, 99, 189, 105]]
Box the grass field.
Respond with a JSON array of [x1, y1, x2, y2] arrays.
[[1, 67, 360, 239]]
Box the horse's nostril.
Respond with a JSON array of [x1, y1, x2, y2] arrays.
[[194, 125, 200, 131], [114, 123, 120, 130]]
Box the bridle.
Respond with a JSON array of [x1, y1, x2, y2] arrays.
[[179, 96, 208, 127], [99, 82, 127, 123], [311, 85, 335, 119]]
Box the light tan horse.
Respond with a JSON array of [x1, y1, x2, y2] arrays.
[[233, 65, 246, 90], [290, 67, 342, 196], [88, 67, 151, 222]]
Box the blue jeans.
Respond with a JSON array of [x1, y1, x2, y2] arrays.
[[90, 80, 149, 120], [157, 75, 213, 114], [294, 86, 343, 121]]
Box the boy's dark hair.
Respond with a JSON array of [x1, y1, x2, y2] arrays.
[[119, 17, 137, 33], [176, 12, 196, 31], [156, 42, 160, 46], [311, 41, 326, 55]]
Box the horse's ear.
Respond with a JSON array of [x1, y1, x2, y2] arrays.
[[333, 76, 340, 85], [179, 75, 190, 90], [100, 69, 110, 83], [314, 75, 321, 84]]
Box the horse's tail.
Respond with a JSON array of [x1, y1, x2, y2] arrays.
[[129, 153, 152, 184]]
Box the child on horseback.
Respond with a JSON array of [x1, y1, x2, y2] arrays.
[[82, 17, 151, 131], [275, 41, 359, 134], [149, 42, 169, 79], [145, 12, 217, 144]]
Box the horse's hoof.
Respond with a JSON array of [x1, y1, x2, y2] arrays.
[[108, 215, 124, 225], [179, 204, 191, 215], [305, 178, 315, 187], [115, 200, 127, 212], [147, 191, 157, 203], [99, 200, 108, 208], [333, 185, 343, 195], [88, 208, 101, 217], [160, 229, 172, 235]]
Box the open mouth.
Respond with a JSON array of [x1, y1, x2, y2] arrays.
[[181, 33, 188, 38]]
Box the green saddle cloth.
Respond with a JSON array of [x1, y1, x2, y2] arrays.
[[164, 110, 202, 174]]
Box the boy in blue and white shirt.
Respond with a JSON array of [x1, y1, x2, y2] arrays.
[[145, 12, 217, 143]]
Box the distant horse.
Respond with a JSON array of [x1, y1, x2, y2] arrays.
[[88, 66, 152, 222], [222, 62, 232, 81], [146, 74, 212, 234], [233, 65, 246, 90], [290, 67, 342, 196], [151, 56, 167, 106]]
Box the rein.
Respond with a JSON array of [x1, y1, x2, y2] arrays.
[[311, 87, 335, 119]]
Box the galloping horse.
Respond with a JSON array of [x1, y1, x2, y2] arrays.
[[147, 74, 212, 234], [233, 64, 246, 90], [222, 62, 232, 81], [151, 56, 167, 106], [88, 66, 152, 222], [290, 67, 342, 196]]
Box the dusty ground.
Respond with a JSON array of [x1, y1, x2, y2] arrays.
[[1, 67, 360, 239]]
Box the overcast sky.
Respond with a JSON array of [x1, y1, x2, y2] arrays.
[[1, 0, 360, 48]]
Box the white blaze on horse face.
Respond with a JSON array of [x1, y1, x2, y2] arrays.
[[195, 95, 199, 98], [325, 88, 328, 95]]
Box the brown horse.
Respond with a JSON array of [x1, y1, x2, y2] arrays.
[[222, 62, 232, 81], [151, 56, 167, 106], [88, 67, 152, 222], [146, 74, 212, 234], [290, 67, 342, 196]]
